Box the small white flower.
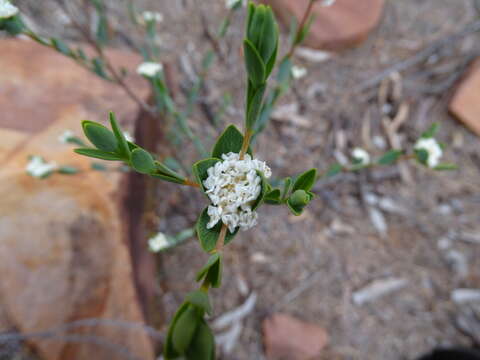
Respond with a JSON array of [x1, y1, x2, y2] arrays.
[[291, 65, 307, 79], [320, 0, 336, 7], [414, 137, 443, 168], [123, 131, 134, 142], [225, 0, 245, 9], [352, 147, 370, 165], [26, 156, 58, 178], [58, 130, 75, 144], [148, 232, 169, 252], [142, 11, 163, 23], [203, 152, 271, 233], [137, 62, 163, 78], [0, 0, 18, 19]]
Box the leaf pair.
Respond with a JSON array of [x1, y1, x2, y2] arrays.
[[75, 112, 186, 184], [164, 300, 215, 360]]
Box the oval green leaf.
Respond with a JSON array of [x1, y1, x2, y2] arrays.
[[131, 148, 156, 174], [82, 121, 118, 152]]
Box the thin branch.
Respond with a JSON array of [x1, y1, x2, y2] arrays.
[[54, 0, 154, 114]]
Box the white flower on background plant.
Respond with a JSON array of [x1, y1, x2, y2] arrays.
[[26, 156, 58, 178], [137, 62, 163, 78], [123, 131, 134, 142], [320, 0, 336, 7], [414, 137, 442, 168], [291, 65, 307, 79], [0, 0, 18, 19], [58, 130, 75, 144], [203, 152, 271, 233], [225, 0, 245, 9], [148, 232, 169, 252], [352, 147, 370, 165], [142, 11, 163, 23]]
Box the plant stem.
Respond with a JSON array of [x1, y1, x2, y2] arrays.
[[215, 224, 228, 253], [184, 179, 201, 188], [285, 0, 316, 59], [239, 129, 253, 160]]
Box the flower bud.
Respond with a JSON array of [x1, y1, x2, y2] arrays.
[[289, 189, 310, 208], [245, 2, 279, 78]]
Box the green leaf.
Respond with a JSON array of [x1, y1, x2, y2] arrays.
[[281, 177, 292, 200], [172, 305, 201, 354], [96, 14, 108, 46], [206, 254, 223, 288], [1, 15, 26, 35], [258, 8, 277, 64], [244, 39, 266, 87], [82, 121, 118, 152], [292, 168, 317, 192], [196, 208, 239, 253], [287, 190, 313, 216], [325, 163, 343, 177], [192, 158, 221, 192], [186, 291, 212, 316], [211, 125, 251, 158], [150, 173, 186, 185], [377, 150, 404, 165], [277, 57, 293, 85], [247, 4, 266, 47], [109, 112, 130, 158], [434, 163, 458, 171], [131, 148, 156, 174], [74, 148, 123, 161], [421, 123, 439, 138], [154, 161, 185, 181], [164, 302, 189, 359], [246, 83, 266, 130], [295, 14, 315, 45], [265, 188, 281, 204], [246, 2, 256, 36], [58, 166, 79, 175], [414, 149, 429, 166], [185, 319, 215, 360], [251, 170, 268, 211], [196, 253, 223, 288], [196, 254, 220, 282], [264, 34, 278, 78], [50, 38, 71, 56], [92, 57, 108, 79]]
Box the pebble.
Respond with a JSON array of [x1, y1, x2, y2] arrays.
[[353, 278, 408, 306], [451, 289, 480, 304]]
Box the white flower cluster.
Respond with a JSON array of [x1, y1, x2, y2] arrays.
[[26, 156, 57, 178], [0, 0, 18, 19], [352, 147, 370, 165], [58, 129, 75, 144], [291, 65, 307, 79], [204, 152, 271, 233], [414, 137, 443, 168], [142, 11, 163, 23], [123, 131, 134, 142], [148, 232, 169, 252], [137, 62, 163, 78]]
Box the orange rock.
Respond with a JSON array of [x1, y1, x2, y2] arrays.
[[261, 0, 385, 51], [450, 60, 480, 136], [263, 313, 328, 360], [0, 39, 154, 360]]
